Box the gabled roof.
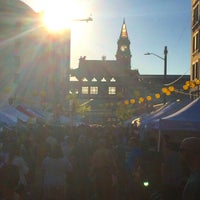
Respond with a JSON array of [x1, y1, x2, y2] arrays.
[[71, 58, 138, 79]]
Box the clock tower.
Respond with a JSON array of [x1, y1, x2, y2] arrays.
[[116, 19, 132, 70]]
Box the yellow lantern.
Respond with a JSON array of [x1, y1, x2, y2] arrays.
[[168, 86, 175, 92], [183, 85, 189, 90], [155, 93, 161, 99], [195, 79, 200, 85], [32, 90, 38, 97], [124, 100, 129, 105], [4, 86, 11, 94], [139, 97, 144, 103], [190, 83, 195, 89], [130, 99, 135, 104], [166, 91, 171, 96], [185, 81, 190, 86], [40, 91, 46, 98], [146, 96, 152, 101], [161, 87, 168, 93]]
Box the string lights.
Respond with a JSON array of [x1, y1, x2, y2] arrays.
[[2, 79, 199, 108]]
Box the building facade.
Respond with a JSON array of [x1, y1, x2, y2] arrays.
[[70, 20, 139, 101], [69, 20, 190, 124], [0, 0, 70, 109], [191, 0, 200, 97], [0, 2, 190, 124]]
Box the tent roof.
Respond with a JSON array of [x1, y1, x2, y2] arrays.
[[141, 99, 191, 127], [0, 111, 17, 127], [158, 97, 200, 132], [16, 105, 36, 118], [1, 105, 29, 122]]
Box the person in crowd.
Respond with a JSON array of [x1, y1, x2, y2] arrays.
[[0, 160, 21, 200], [70, 133, 92, 200], [42, 143, 72, 200], [33, 128, 49, 200], [180, 137, 200, 200], [114, 132, 127, 200], [20, 131, 36, 197], [45, 132, 59, 155], [161, 135, 184, 200], [124, 136, 142, 200], [90, 137, 118, 200], [60, 135, 73, 158], [9, 142, 29, 199]]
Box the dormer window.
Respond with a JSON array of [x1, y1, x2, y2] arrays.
[[101, 77, 106, 82], [92, 78, 97, 82], [82, 78, 88, 82], [110, 78, 116, 82]]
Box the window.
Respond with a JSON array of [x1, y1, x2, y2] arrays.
[[192, 62, 199, 80], [193, 5, 199, 25], [108, 87, 116, 95], [110, 77, 116, 82], [82, 87, 89, 94], [82, 78, 88, 82], [193, 32, 200, 53], [70, 76, 78, 81], [90, 86, 98, 94], [92, 78, 97, 82], [101, 77, 106, 82]]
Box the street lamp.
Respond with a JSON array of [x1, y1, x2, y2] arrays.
[[144, 46, 168, 104]]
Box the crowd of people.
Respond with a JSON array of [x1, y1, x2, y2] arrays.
[[0, 124, 199, 200]]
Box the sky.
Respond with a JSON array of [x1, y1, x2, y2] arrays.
[[22, 0, 191, 75]]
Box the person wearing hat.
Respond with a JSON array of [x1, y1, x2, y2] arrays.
[[180, 137, 200, 200]]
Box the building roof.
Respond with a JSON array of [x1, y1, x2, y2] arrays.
[[0, 0, 37, 27], [120, 19, 129, 39], [71, 57, 139, 79], [0, 0, 35, 13]]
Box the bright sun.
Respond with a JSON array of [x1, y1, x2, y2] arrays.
[[41, 0, 90, 31]]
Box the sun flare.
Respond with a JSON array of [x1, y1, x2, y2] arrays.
[[41, 0, 90, 32]]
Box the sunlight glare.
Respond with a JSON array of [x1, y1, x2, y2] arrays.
[[42, 0, 90, 32]]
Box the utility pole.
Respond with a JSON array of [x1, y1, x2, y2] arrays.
[[144, 46, 168, 104], [163, 46, 168, 104]]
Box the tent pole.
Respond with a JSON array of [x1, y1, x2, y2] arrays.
[[157, 130, 161, 152]]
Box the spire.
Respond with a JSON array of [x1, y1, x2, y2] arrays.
[[120, 18, 128, 38]]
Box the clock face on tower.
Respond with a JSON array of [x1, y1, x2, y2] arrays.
[[120, 45, 127, 51]]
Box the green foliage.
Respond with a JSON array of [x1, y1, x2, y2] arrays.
[[114, 103, 135, 122], [66, 93, 91, 117]]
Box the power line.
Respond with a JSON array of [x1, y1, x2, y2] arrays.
[[164, 69, 190, 86]]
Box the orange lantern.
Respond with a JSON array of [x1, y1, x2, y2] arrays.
[[195, 79, 200, 85], [146, 96, 152, 101], [130, 99, 135, 104], [166, 91, 171, 96], [40, 91, 46, 98], [139, 97, 144, 103], [185, 81, 190, 86], [155, 93, 161, 99], [168, 86, 175, 92], [32, 90, 38, 97], [183, 85, 189, 90], [190, 83, 195, 89], [161, 87, 168, 93], [124, 100, 129, 105], [4, 86, 11, 94]]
